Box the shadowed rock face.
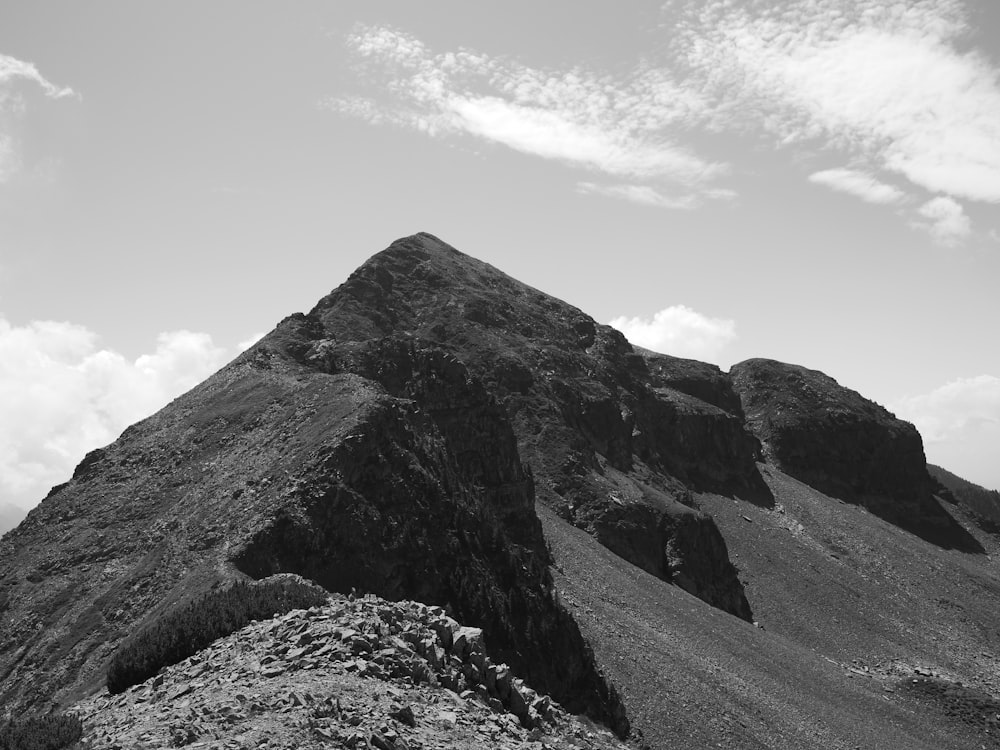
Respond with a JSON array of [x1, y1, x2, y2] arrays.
[[730, 358, 982, 552], [0, 294, 626, 733], [308, 233, 766, 619]]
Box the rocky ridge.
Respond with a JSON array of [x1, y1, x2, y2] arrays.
[[74, 593, 628, 750], [0, 325, 623, 732], [305, 233, 763, 619], [730, 358, 980, 550]]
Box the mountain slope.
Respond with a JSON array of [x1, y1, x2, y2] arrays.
[[0, 322, 622, 730], [731, 358, 979, 550], [929, 463, 1000, 532], [2, 233, 1000, 750]]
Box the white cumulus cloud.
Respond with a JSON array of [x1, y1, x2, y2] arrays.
[[895, 375, 1000, 443], [609, 306, 736, 362], [913, 195, 971, 245], [894, 375, 1000, 490], [0, 319, 241, 511]]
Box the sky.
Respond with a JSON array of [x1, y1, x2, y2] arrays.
[[0, 0, 998, 511]]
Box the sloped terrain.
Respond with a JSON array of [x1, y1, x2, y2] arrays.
[[0, 318, 621, 730], [544, 465, 1000, 750], [305, 233, 767, 618], [731, 359, 979, 550], [74, 592, 629, 750], [3, 232, 1000, 750], [930, 463, 1000, 533]]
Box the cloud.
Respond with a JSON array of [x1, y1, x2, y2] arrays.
[[894, 375, 1000, 490], [895, 375, 1000, 443], [333, 7, 1000, 231], [608, 306, 736, 362], [0, 52, 76, 182], [0, 319, 235, 510], [808, 168, 906, 205], [328, 25, 727, 202], [236, 332, 265, 352], [913, 196, 971, 245], [0, 54, 76, 100], [673, 0, 1000, 205]]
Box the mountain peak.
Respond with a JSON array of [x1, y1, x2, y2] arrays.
[[4, 234, 1000, 750]]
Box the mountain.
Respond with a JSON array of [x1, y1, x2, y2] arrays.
[[730, 359, 981, 550], [0, 504, 26, 538], [929, 463, 1000, 532], [3, 233, 1000, 750]]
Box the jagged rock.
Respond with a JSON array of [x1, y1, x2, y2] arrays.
[[731, 358, 982, 551], [72, 595, 629, 750], [307, 234, 765, 617]]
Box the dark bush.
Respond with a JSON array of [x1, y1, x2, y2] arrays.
[[106, 575, 328, 694], [0, 712, 83, 750]]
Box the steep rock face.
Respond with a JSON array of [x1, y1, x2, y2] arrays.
[[0, 322, 625, 734], [730, 358, 981, 551], [308, 233, 763, 618]]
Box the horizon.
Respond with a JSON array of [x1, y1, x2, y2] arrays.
[[1, 0, 998, 509]]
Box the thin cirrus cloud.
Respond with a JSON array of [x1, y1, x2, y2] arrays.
[[332, 4, 1000, 237], [0, 318, 248, 511], [0, 52, 77, 182], [327, 26, 729, 209], [807, 168, 906, 205], [608, 306, 736, 363], [670, 0, 1000, 237]]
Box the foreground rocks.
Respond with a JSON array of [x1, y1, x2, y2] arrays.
[[73, 594, 629, 750]]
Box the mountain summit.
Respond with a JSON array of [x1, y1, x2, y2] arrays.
[[3, 233, 1000, 750]]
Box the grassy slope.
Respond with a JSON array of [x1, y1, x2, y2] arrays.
[[541, 464, 1000, 750]]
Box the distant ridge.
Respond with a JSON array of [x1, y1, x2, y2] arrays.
[[929, 464, 1000, 532]]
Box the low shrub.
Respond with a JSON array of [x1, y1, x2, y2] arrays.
[[106, 575, 328, 694], [0, 712, 83, 750]]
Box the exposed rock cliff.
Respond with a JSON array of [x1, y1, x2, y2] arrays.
[[0, 316, 625, 734], [75, 592, 630, 750], [730, 358, 981, 550], [307, 233, 764, 619]]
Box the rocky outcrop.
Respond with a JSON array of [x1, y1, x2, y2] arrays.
[[0, 233, 759, 730], [730, 359, 981, 551], [0, 320, 625, 735], [308, 233, 765, 618], [74, 593, 631, 750]]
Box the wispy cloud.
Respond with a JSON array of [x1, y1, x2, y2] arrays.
[[0, 319, 244, 510], [0, 54, 76, 100], [672, 0, 1000, 207], [609, 306, 736, 363], [808, 168, 906, 205], [327, 25, 729, 207], [0, 52, 77, 182], [332, 4, 1000, 237]]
